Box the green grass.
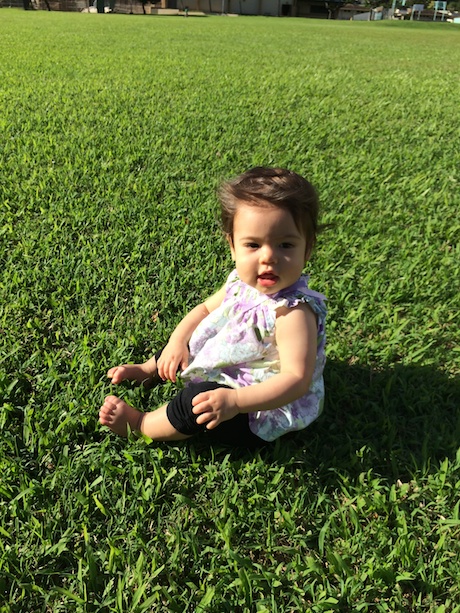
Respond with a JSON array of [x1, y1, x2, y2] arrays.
[[1, 10, 460, 612]]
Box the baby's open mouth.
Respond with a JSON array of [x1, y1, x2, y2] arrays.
[[258, 273, 278, 287]]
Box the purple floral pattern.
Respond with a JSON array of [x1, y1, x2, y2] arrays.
[[181, 270, 327, 442]]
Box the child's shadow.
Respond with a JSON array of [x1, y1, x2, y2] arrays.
[[288, 360, 460, 482]]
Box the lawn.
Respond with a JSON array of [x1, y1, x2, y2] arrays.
[[0, 9, 459, 612]]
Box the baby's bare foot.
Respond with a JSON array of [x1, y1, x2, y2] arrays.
[[107, 361, 162, 388], [99, 395, 144, 437]]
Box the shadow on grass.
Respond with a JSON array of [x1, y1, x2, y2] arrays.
[[194, 360, 460, 483], [293, 361, 459, 482]]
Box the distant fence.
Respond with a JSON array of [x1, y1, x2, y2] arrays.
[[2, 0, 167, 11]]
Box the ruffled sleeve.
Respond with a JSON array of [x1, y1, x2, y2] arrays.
[[271, 275, 327, 320]]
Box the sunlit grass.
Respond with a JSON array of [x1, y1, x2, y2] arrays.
[[1, 10, 459, 612]]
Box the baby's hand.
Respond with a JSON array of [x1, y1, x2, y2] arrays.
[[191, 388, 239, 430], [156, 340, 189, 383]]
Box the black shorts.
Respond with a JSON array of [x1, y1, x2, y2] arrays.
[[166, 381, 264, 449]]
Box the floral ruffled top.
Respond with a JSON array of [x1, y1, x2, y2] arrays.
[[181, 270, 327, 442]]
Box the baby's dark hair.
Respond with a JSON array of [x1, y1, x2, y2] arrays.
[[219, 167, 321, 256]]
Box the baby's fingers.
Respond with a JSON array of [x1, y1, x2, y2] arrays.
[[191, 392, 210, 411], [195, 411, 218, 429], [156, 364, 167, 382], [181, 354, 189, 371], [157, 358, 177, 382], [166, 363, 177, 383], [203, 418, 218, 430]]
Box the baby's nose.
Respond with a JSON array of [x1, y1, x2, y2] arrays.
[[260, 245, 276, 263]]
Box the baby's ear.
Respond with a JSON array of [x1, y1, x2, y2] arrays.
[[226, 234, 236, 260], [304, 238, 315, 262]]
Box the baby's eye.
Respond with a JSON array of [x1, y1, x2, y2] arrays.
[[245, 242, 260, 249], [280, 242, 295, 249]]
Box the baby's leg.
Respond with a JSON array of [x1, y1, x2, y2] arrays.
[[99, 395, 191, 441]]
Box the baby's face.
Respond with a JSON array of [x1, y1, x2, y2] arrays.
[[228, 201, 308, 295]]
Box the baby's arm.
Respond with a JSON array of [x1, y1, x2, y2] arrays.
[[107, 287, 226, 386], [192, 304, 317, 428], [235, 304, 317, 411], [155, 285, 226, 382]]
